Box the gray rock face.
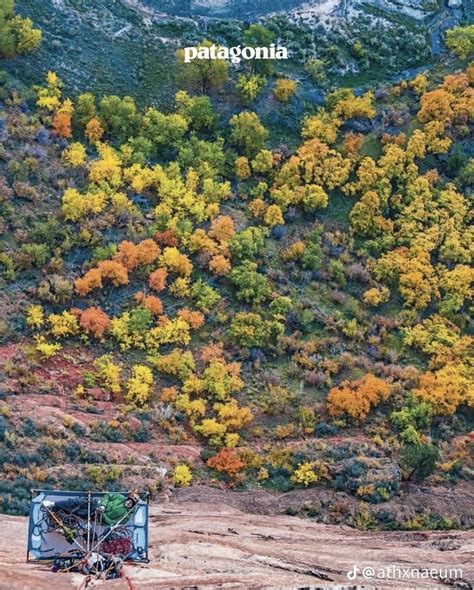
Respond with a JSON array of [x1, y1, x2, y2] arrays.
[[146, 0, 445, 19]]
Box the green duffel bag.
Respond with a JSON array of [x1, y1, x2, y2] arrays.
[[99, 493, 129, 526]]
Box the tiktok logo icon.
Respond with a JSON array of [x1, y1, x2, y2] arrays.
[[347, 565, 360, 580]]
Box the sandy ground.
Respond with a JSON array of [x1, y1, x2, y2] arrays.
[[0, 499, 472, 590]]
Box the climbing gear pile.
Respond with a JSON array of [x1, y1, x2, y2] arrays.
[[27, 490, 148, 586]]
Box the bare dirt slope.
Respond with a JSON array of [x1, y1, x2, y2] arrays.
[[0, 498, 473, 590]]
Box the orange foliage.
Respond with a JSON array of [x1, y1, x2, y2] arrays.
[[209, 254, 231, 276], [114, 241, 139, 271], [327, 374, 391, 421], [209, 215, 235, 243], [137, 239, 160, 265], [135, 292, 164, 316], [97, 260, 129, 286], [200, 342, 225, 363], [154, 229, 179, 247], [418, 89, 454, 123], [85, 117, 104, 143], [74, 268, 102, 296], [52, 112, 72, 138], [343, 132, 364, 154], [149, 268, 168, 292], [178, 308, 205, 329], [207, 448, 245, 478], [80, 306, 110, 338]]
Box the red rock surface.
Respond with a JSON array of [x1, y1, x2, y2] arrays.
[[1, 500, 473, 589]]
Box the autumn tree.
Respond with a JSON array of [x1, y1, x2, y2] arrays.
[[149, 268, 168, 292], [74, 268, 102, 296], [126, 365, 154, 405], [52, 112, 72, 139], [176, 39, 229, 93], [202, 359, 243, 401], [327, 374, 391, 421], [0, 0, 41, 58], [413, 364, 472, 416], [80, 307, 110, 339], [97, 260, 129, 286], [274, 78, 298, 102], [62, 142, 86, 167], [236, 74, 266, 104], [326, 89, 376, 120], [135, 292, 163, 317], [209, 254, 231, 276], [85, 117, 104, 143], [207, 448, 245, 479]]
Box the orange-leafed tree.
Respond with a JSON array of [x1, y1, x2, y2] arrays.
[[327, 374, 391, 421], [209, 254, 231, 276], [178, 308, 205, 329], [154, 229, 179, 247], [114, 241, 139, 271], [137, 239, 160, 265], [149, 268, 168, 292], [85, 117, 104, 143], [80, 306, 110, 338], [52, 112, 72, 138], [97, 260, 129, 286], [135, 292, 164, 316], [209, 215, 235, 243], [207, 448, 246, 478], [74, 268, 103, 296]]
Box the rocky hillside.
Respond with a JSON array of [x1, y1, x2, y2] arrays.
[[6, 0, 469, 104]]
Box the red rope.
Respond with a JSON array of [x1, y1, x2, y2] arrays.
[[120, 570, 136, 590]]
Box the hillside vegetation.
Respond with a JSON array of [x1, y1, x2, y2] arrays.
[[0, 2, 472, 531]]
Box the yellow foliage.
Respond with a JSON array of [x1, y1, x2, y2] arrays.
[[89, 143, 122, 187], [236, 156, 251, 180], [48, 311, 79, 338], [146, 317, 191, 349], [214, 399, 253, 430], [94, 355, 122, 394], [159, 247, 193, 276], [413, 363, 473, 415], [175, 394, 207, 420], [35, 336, 62, 359], [291, 462, 318, 486], [274, 78, 298, 102], [63, 142, 87, 167], [126, 365, 154, 405], [363, 287, 390, 307], [26, 305, 44, 328], [172, 464, 193, 487], [195, 418, 227, 442], [264, 204, 284, 227]]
